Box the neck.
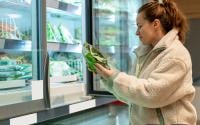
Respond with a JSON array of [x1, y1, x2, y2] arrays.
[[151, 29, 166, 47]]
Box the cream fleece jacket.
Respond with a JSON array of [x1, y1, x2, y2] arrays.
[[101, 29, 197, 125]]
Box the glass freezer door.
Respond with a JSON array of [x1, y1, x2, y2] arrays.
[[0, 0, 46, 120], [87, 0, 142, 95], [46, 0, 86, 107]]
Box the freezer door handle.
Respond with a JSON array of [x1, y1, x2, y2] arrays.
[[43, 53, 50, 108]]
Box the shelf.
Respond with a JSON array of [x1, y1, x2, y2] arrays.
[[0, 1, 30, 12], [47, 42, 82, 53], [0, 38, 31, 51], [47, 7, 80, 20], [0, 1, 80, 19], [0, 38, 82, 53], [58, 1, 81, 13], [94, 12, 128, 26], [0, 79, 26, 90], [93, 7, 129, 15], [47, 0, 81, 20], [50, 75, 78, 83], [95, 45, 132, 54], [94, 16, 117, 26], [0, 39, 134, 54]]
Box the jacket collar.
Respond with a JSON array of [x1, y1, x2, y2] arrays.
[[134, 29, 179, 57]]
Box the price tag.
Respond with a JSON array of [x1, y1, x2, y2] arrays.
[[31, 80, 43, 100], [10, 113, 37, 125], [69, 99, 96, 114]]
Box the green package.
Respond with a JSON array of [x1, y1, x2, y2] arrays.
[[82, 43, 110, 72]]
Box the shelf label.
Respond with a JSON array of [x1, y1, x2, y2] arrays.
[[10, 113, 37, 125], [69, 99, 96, 114], [31, 80, 43, 100]]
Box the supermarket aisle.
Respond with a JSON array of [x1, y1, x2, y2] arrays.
[[37, 104, 129, 125]]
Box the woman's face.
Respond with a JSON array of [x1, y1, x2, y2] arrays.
[[136, 12, 157, 45]]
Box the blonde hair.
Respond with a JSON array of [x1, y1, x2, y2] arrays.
[[138, 0, 188, 43]]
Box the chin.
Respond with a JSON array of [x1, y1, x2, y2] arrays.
[[140, 40, 150, 45], [142, 42, 148, 45], [140, 41, 147, 45]]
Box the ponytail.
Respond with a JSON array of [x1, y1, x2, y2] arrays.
[[138, 0, 188, 43]]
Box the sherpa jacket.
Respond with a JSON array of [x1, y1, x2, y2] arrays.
[[102, 29, 197, 125]]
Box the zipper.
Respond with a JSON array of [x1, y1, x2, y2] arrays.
[[156, 108, 165, 125]]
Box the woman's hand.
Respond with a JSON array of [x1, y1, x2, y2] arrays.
[[95, 63, 114, 79]]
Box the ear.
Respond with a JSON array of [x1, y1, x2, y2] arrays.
[[153, 19, 161, 29]]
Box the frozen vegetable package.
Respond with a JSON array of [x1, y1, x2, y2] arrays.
[[82, 43, 110, 72]]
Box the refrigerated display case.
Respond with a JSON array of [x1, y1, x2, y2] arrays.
[[86, 0, 142, 95], [0, 0, 143, 123], [46, 0, 87, 107], [0, 0, 46, 120]]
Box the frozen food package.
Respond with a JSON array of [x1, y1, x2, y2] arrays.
[[82, 42, 110, 72]]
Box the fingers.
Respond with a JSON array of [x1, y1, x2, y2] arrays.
[[95, 63, 106, 77], [95, 63, 114, 79], [95, 63, 109, 73], [95, 63, 104, 69], [95, 66, 101, 74], [95, 63, 102, 73]]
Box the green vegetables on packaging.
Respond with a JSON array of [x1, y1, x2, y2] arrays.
[[82, 42, 110, 72], [0, 57, 32, 81]]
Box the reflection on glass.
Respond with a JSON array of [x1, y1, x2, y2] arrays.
[[0, 0, 34, 106], [92, 0, 142, 91]]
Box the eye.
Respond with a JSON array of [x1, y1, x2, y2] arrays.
[[137, 25, 142, 29]]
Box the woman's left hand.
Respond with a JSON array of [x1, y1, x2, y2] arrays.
[[95, 63, 114, 79]]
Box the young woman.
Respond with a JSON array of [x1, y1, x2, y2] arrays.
[[94, 0, 197, 124]]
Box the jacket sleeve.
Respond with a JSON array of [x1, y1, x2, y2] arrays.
[[110, 58, 189, 108], [100, 78, 129, 104], [100, 53, 137, 104]]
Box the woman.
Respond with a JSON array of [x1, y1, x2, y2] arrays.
[[94, 0, 197, 124]]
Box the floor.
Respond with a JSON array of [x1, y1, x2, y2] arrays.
[[37, 104, 129, 125]]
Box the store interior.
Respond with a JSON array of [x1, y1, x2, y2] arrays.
[[0, 0, 199, 125]]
